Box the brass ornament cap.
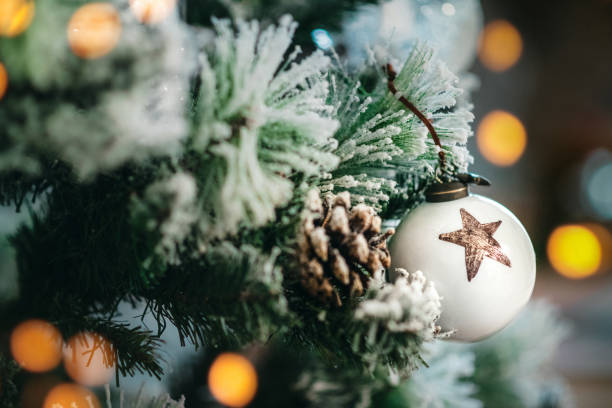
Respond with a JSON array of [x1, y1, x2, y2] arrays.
[[389, 194, 535, 342]]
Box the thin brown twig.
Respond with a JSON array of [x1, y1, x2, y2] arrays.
[[384, 63, 446, 170]]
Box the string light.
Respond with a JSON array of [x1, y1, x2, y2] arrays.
[[129, 0, 177, 24], [0, 62, 8, 100], [10, 320, 63, 373], [0, 0, 35, 37], [67, 3, 122, 59], [208, 353, 258, 408], [43, 383, 101, 408], [477, 110, 527, 166], [63, 332, 116, 386], [478, 19, 522, 72], [547, 224, 602, 279]]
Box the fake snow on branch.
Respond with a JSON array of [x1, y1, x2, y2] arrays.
[[0, 1, 191, 177], [131, 172, 198, 266], [377, 44, 473, 169], [190, 15, 339, 240], [355, 269, 441, 340], [351, 268, 443, 375], [325, 43, 474, 212]]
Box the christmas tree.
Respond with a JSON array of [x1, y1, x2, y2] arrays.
[[0, 1, 570, 407]]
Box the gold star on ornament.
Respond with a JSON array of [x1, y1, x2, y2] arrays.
[[439, 208, 511, 282]]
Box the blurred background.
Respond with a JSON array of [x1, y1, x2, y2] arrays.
[[470, 1, 612, 406], [334, 0, 612, 404], [1, 0, 611, 406]]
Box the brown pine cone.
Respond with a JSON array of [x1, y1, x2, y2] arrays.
[[297, 190, 395, 307]]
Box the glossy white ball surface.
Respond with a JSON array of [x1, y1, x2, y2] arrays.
[[389, 194, 536, 341]]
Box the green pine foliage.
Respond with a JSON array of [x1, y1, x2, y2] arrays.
[[187, 15, 339, 241], [0, 354, 19, 408], [0, 2, 568, 406], [326, 45, 473, 216], [105, 384, 186, 408]]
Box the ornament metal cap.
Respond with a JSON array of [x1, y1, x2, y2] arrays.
[[425, 173, 491, 203]]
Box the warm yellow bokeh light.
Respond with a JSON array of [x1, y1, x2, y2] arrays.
[[208, 353, 258, 408], [67, 3, 122, 59], [63, 332, 116, 386], [477, 110, 527, 166], [478, 19, 523, 72], [43, 383, 101, 408], [129, 0, 177, 24], [547, 225, 602, 279], [10, 319, 63, 373], [0, 63, 8, 100], [0, 0, 35, 37]]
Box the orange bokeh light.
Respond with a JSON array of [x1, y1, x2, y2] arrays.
[[129, 0, 177, 24], [478, 19, 523, 72], [0, 0, 35, 37], [10, 319, 63, 373], [63, 332, 116, 386], [67, 3, 122, 59], [43, 383, 101, 408], [547, 224, 602, 279], [477, 110, 527, 166], [208, 353, 258, 408], [0, 63, 8, 100]]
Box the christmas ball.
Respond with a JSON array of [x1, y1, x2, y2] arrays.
[[63, 332, 115, 386], [389, 180, 535, 341]]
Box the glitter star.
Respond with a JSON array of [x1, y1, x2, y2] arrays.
[[439, 208, 511, 282]]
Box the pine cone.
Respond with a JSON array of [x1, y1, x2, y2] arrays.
[[297, 190, 395, 307]]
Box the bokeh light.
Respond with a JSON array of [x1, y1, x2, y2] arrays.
[[63, 332, 115, 386], [67, 3, 122, 60], [311, 28, 333, 50], [208, 353, 258, 408], [478, 19, 522, 72], [477, 110, 527, 166], [0, 63, 8, 100], [129, 0, 177, 24], [441, 2, 456, 17], [547, 224, 602, 279], [0, 0, 35, 37], [10, 319, 63, 373], [43, 383, 101, 408]]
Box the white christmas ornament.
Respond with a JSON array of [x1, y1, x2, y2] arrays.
[[389, 180, 536, 341]]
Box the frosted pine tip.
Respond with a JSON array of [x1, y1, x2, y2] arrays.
[[383, 63, 446, 170]]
